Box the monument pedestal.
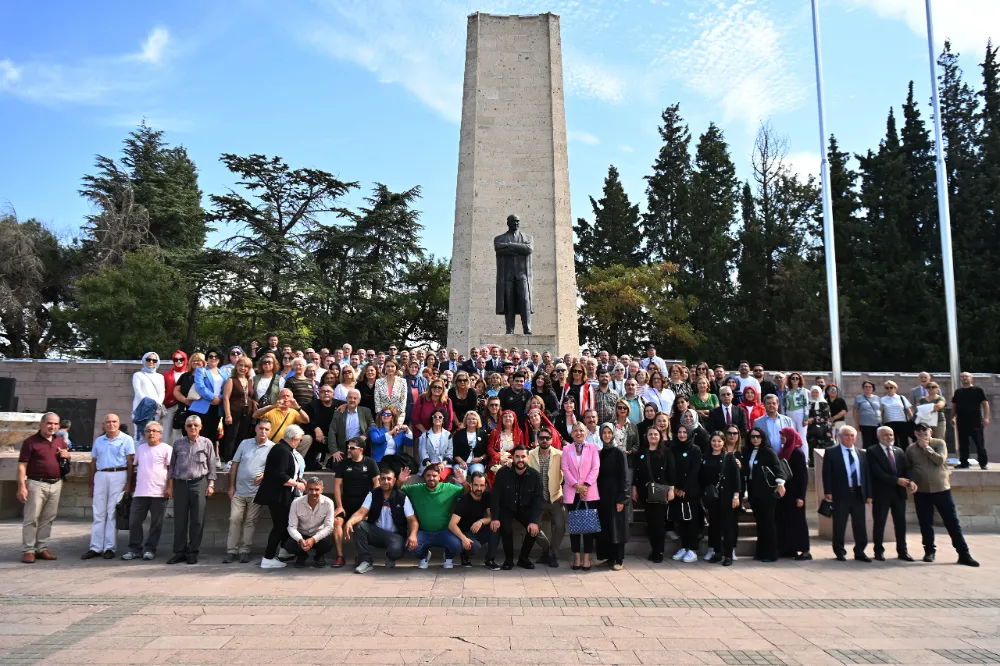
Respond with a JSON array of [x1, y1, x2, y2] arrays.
[[479, 334, 557, 350]]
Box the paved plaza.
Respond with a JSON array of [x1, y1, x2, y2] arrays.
[[1, 521, 1000, 664]]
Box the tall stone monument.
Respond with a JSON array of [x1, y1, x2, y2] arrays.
[[446, 12, 579, 354]]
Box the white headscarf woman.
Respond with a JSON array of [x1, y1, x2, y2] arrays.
[[132, 352, 165, 413]]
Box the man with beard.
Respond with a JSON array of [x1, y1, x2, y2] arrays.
[[401, 465, 466, 569], [448, 472, 495, 567], [527, 428, 564, 567], [489, 446, 543, 570]]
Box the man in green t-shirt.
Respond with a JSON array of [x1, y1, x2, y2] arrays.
[[400, 464, 466, 569]]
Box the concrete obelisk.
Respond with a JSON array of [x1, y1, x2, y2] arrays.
[[446, 12, 579, 354]]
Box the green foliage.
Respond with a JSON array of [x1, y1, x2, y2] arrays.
[[573, 165, 642, 273], [578, 263, 702, 356], [644, 104, 691, 265], [73, 249, 186, 358]]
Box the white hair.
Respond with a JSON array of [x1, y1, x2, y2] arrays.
[[184, 414, 202, 427], [283, 424, 305, 441], [839, 425, 857, 439]]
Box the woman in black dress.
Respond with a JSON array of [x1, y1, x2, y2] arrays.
[[596, 424, 630, 570], [553, 394, 578, 443], [448, 371, 478, 433], [741, 427, 787, 562], [700, 431, 742, 566], [254, 424, 305, 568], [776, 426, 811, 560], [358, 363, 379, 416], [636, 402, 658, 445], [670, 424, 703, 563], [631, 427, 675, 562]]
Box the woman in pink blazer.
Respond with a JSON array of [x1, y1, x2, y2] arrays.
[[562, 422, 601, 570]]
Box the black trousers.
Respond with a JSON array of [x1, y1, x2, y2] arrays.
[[704, 498, 737, 557], [832, 488, 868, 557], [221, 411, 253, 462], [957, 425, 988, 467], [287, 534, 334, 560], [264, 501, 292, 559], [569, 533, 595, 553], [495, 509, 538, 562], [748, 493, 777, 560], [172, 478, 207, 556], [644, 501, 668, 557], [886, 421, 910, 451], [872, 494, 908, 556], [674, 502, 701, 551], [860, 425, 879, 450], [913, 491, 969, 557]]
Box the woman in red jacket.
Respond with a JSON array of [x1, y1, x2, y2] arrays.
[[411, 378, 454, 440], [739, 386, 766, 428]]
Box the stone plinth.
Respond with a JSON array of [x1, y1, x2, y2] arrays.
[[479, 334, 557, 350], [0, 412, 44, 451], [447, 12, 579, 355]]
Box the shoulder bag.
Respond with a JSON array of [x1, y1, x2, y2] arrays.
[[702, 454, 726, 500], [643, 452, 671, 504]]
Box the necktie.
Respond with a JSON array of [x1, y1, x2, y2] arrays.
[[887, 447, 897, 474], [725, 407, 731, 425], [849, 452, 859, 487]]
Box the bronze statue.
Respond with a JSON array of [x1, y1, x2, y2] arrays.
[[494, 214, 533, 335]]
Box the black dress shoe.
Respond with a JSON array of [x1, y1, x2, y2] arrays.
[[958, 554, 981, 567], [485, 560, 501, 571], [709, 553, 723, 563], [855, 553, 872, 562], [222, 553, 235, 564], [760, 557, 776, 563], [535, 552, 550, 566], [651, 553, 663, 563], [102, 550, 115, 560], [722, 557, 733, 566], [166, 553, 187, 564], [956, 463, 971, 469], [794, 552, 813, 561], [898, 553, 914, 562], [923, 552, 936, 563], [500, 560, 514, 570], [549, 556, 559, 568], [313, 556, 327, 568], [186, 554, 198, 565], [874, 553, 886, 561], [81, 550, 101, 560], [517, 559, 535, 570], [835, 553, 847, 561], [572, 563, 582, 570]]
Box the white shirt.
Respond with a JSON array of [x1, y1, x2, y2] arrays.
[[287, 494, 335, 542], [840, 444, 861, 488], [738, 376, 761, 397], [643, 387, 675, 415], [132, 371, 165, 412], [639, 356, 667, 375], [361, 492, 415, 533]]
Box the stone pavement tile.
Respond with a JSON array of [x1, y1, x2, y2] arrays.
[[189, 613, 293, 625], [144, 635, 233, 649], [221, 635, 331, 649], [635, 649, 725, 664], [469, 649, 601, 664], [751, 629, 814, 649], [0, 623, 64, 635], [134, 604, 206, 615], [719, 637, 781, 650], [74, 635, 164, 649], [401, 648, 471, 663], [511, 615, 604, 626], [342, 649, 405, 663], [654, 638, 727, 651], [0, 634, 37, 649], [509, 636, 594, 651], [595, 649, 642, 664], [338, 637, 471, 650], [773, 649, 841, 666], [384, 624, 555, 638], [849, 636, 978, 650], [608, 638, 664, 651]]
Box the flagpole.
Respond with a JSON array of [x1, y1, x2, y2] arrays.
[[810, 0, 843, 390], [924, 0, 962, 393]]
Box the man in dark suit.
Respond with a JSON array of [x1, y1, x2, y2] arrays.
[[327, 390, 374, 466], [485, 348, 505, 373], [461, 348, 479, 374], [708, 386, 748, 435], [869, 426, 917, 561], [822, 425, 872, 562]]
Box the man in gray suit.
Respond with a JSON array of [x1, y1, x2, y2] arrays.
[[910, 372, 932, 412], [327, 390, 374, 467]]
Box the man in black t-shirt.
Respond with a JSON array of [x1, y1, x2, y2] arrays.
[[448, 472, 494, 568], [332, 438, 379, 567], [499, 372, 532, 427], [302, 386, 339, 470], [952, 373, 991, 469]]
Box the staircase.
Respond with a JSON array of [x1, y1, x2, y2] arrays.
[[628, 505, 759, 557]]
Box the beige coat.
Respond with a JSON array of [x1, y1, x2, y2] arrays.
[[528, 446, 563, 503]]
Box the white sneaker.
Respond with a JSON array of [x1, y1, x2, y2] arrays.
[[703, 548, 715, 562], [260, 557, 286, 569], [223, 461, 232, 473], [682, 550, 697, 563], [672, 548, 686, 561], [667, 530, 679, 540], [443, 558, 454, 569], [385, 558, 396, 568], [121, 551, 137, 561], [731, 549, 738, 562], [142, 552, 154, 561], [215, 458, 223, 470], [418, 552, 431, 569], [355, 561, 374, 574]]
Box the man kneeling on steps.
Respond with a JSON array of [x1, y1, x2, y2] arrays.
[[286, 477, 335, 568]]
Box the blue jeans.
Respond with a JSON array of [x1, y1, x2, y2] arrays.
[[415, 529, 462, 560]]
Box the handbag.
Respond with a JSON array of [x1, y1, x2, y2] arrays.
[[114, 492, 132, 530], [817, 498, 834, 517], [567, 499, 601, 535], [643, 453, 670, 504], [172, 406, 189, 430], [703, 453, 727, 500]]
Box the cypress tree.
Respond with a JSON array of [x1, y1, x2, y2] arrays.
[[644, 104, 691, 264], [573, 165, 641, 272]]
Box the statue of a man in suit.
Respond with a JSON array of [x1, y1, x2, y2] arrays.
[[494, 214, 533, 335]]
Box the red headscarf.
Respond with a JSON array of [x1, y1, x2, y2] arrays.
[[778, 426, 804, 460], [740, 386, 765, 425], [522, 407, 563, 450], [486, 410, 524, 486]]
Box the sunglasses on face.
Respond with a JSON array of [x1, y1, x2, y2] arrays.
[[750, 434, 761, 439], [431, 386, 443, 391], [146, 358, 158, 363], [185, 424, 199, 429], [381, 412, 392, 417], [262, 360, 273, 365], [457, 378, 468, 382], [207, 355, 219, 360], [231, 351, 242, 356], [616, 406, 629, 411], [432, 415, 445, 420], [347, 445, 361, 450], [538, 436, 552, 441]]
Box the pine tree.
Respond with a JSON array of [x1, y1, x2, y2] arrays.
[[573, 165, 641, 273], [684, 123, 738, 360], [644, 104, 691, 264], [825, 135, 864, 367]]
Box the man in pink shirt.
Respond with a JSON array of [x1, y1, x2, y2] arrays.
[[122, 423, 173, 560]]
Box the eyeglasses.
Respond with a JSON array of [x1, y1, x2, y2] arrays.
[[381, 412, 392, 417], [616, 406, 629, 411], [432, 415, 445, 420], [749, 434, 761, 439], [206, 354, 219, 360], [282, 357, 292, 361], [172, 357, 184, 362], [538, 436, 552, 441], [185, 424, 199, 429], [231, 351, 242, 356]]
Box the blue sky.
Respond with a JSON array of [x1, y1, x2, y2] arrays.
[[1, 0, 997, 257]]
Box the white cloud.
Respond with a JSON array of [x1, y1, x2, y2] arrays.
[[567, 130, 600, 144], [620, 144, 635, 153], [136, 27, 170, 65], [785, 150, 821, 180], [655, 0, 807, 129], [0, 27, 171, 105], [563, 50, 626, 103], [843, 0, 1000, 53]]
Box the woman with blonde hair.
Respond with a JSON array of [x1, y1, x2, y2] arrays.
[[412, 379, 454, 440], [374, 359, 407, 425], [334, 365, 357, 402], [221, 356, 256, 464]]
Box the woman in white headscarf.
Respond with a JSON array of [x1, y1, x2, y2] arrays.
[[132, 352, 165, 440], [804, 385, 833, 457], [680, 408, 711, 456]]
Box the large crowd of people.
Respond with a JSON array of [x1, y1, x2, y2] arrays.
[[15, 339, 991, 571]]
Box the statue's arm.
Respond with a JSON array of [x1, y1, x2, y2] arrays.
[[508, 236, 533, 256]]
